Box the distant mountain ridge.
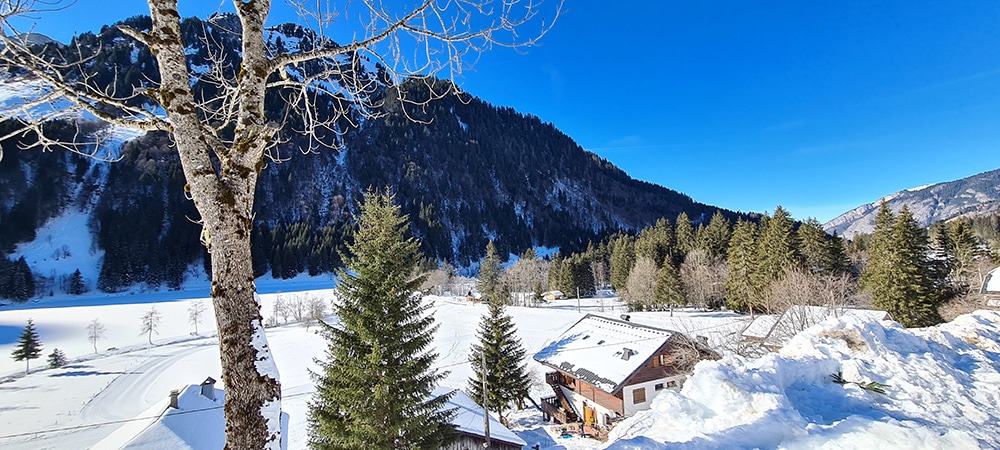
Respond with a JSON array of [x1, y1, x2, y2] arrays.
[[824, 168, 1000, 238]]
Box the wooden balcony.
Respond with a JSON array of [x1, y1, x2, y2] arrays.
[[545, 371, 567, 387], [541, 395, 578, 423]]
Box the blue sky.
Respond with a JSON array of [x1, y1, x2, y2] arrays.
[[13, 1, 1000, 223]]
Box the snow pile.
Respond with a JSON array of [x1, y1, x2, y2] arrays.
[[605, 311, 1000, 449]]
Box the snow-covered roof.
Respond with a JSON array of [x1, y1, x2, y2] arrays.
[[98, 383, 523, 449], [533, 314, 678, 393], [982, 266, 1000, 294], [434, 386, 525, 447], [96, 384, 226, 449]]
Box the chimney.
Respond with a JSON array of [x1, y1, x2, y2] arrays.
[[200, 377, 217, 401], [169, 389, 180, 409]]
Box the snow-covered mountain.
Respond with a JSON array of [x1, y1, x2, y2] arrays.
[[0, 14, 743, 294], [824, 168, 1000, 238]]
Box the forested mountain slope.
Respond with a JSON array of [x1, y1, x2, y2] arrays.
[[0, 14, 739, 294]]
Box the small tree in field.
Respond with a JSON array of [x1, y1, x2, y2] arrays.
[[86, 318, 106, 353], [11, 319, 42, 374], [139, 306, 162, 346], [47, 348, 67, 368], [188, 300, 207, 335]]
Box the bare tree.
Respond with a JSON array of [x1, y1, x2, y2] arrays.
[[139, 305, 162, 346], [623, 257, 658, 311], [680, 249, 727, 310], [305, 295, 326, 331], [420, 265, 453, 296], [188, 299, 207, 335], [86, 318, 105, 353], [0, 1, 560, 447]]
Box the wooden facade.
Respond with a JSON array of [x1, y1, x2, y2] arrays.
[[442, 432, 522, 450]]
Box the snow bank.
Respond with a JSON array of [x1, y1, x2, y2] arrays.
[[605, 311, 1000, 449]]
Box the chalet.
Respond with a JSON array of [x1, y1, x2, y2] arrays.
[[741, 305, 892, 352], [533, 314, 719, 435], [982, 266, 1000, 308], [542, 290, 565, 301]]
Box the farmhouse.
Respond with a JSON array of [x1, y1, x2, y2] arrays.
[[533, 314, 719, 435], [982, 266, 1000, 308]]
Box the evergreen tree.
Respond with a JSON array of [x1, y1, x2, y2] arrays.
[[309, 190, 454, 449], [68, 269, 86, 295], [675, 212, 696, 259], [610, 235, 635, 293], [753, 206, 800, 311], [798, 218, 845, 274], [635, 218, 673, 268], [859, 202, 896, 308], [724, 219, 759, 313], [948, 219, 978, 292], [654, 258, 684, 316], [478, 240, 504, 304], [696, 211, 731, 259], [11, 319, 42, 375], [47, 348, 67, 368], [467, 296, 530, 425], [860, 204, 942, 328]]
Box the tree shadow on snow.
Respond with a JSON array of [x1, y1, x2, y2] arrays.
[[50, 370, 124, 377]]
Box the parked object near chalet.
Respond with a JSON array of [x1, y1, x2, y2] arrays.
[[741, 305, 893, 352], [983, 267, 1000, 308], [533, 314, 720, 437]]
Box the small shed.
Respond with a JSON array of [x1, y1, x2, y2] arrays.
[[542, 290, 565, 301]]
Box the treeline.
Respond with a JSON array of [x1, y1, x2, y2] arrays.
[[432, 206, 1000, 328]]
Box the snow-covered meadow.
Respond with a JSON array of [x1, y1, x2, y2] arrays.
[[1, 285, 999, 449]]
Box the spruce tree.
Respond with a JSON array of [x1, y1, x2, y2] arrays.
[[478, 241, 504, 304], [724, 219, 759, 313], [68, 269, 86, 295], [654, 258, 685, 316], [467, 296, 530, 425], [890, 206, 942, 327], [675, 212, 696, 259], [309, 190, 454, 449], [11, 319, 42, 375], [47, 348, 67, 368], [635, 218, 673, 268], [697, 211, 732, 259], [610, 235, 635, 293], [753, 206, 800, 311], [860, 204, 942, 328]]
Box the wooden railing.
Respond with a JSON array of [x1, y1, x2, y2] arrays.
[[545, 371, 566, 387], [541, 396, 577, 423]]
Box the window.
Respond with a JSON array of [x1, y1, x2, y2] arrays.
[[632, 387, 646, 404], [658, 354, 668, 366], [666, 380, 677, 389], [654, 383, 664, 391]]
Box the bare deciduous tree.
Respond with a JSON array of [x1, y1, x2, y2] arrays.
[[0, 1, 560, 446], [188, 299, 207, 335], [86, 318, 105, 353], [680, 249, 727, 310], [305, 295, 326, 331], [139, 305, 162, 346], [624, 256, 657, 311]]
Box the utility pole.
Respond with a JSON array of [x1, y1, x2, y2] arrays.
[[577, 287, 581, 314], [482, 351, 490, 449]]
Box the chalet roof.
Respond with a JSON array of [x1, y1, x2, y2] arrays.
[[533, 314, 678, 394], [982, 267, 1000, 294], [434, 387, 525, 447]]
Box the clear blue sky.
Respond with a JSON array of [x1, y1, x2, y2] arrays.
[[14, 1, 1000, 223]]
